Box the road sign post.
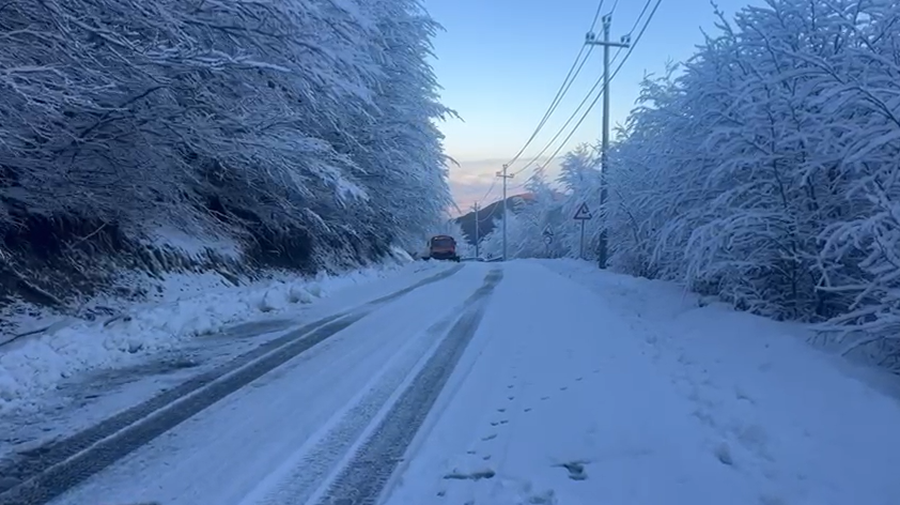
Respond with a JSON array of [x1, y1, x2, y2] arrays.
[[573, 202, 593, 259], [542, 225, 554, 258]]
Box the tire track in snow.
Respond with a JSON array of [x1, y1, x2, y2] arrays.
[[0, 264, 464, 505], [310, 268, 503, 505], [239, 270, 499, 505]]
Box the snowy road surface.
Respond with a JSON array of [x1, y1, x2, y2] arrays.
[[3, 260, 900, 505]]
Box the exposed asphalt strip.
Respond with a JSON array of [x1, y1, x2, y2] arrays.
[[0, 264, 465, 505], [312, 268, 504, 505]]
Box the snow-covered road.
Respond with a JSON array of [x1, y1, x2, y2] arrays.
[[3, 260, 900, 505]]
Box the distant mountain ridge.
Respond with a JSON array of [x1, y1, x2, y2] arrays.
[[455, 192, 555, 245], [453, 194, 523, 245]]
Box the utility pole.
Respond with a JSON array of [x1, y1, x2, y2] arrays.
[[585, 14, 630, 269], [496, 164, 515, 261], [473, 202, 480, 259]]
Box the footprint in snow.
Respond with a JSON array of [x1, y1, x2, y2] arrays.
[[560, 386, 568, 391], [524, 407, 532, 412], [714, 441, 734, 466], [482, 434, 497, 441], [444, 469, 496, 481], [734, 387, 755, 404], [575, 377, 583, 382], [555, 461, 589, 481], [541, 396, 549, 401]]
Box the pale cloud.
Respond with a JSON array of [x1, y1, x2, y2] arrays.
[[446, 156, 563, 216]]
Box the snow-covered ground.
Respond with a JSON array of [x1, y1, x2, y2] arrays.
[[384, 260, 900, 505], [0, 254, 446, 416], [45, 263, 492, 505], [5, 259, 900, 505]]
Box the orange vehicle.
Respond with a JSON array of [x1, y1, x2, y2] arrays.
[[425, 235, 460, 262]]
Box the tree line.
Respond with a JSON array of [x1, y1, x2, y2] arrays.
[[0, 0, 452, 276], [477, 0, 900, 367]]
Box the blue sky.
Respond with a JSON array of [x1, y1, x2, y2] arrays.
[[422, 0, 756, 213]]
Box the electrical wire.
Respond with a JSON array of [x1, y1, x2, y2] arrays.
[[590, 1, 606, 27], [500, 0, 608, 171], [512, 0, 660, 179], [476, 177, 497, 206], [480, 199, 501, 222], [510, 46, 625, 177], [609, 0, 622, 16], [626, 0, 654, 37], [471, 191, 505, 235], [475, 0, 654, 210], [501, 47, 588, 170], [477, 42, 585, 207], [532, 0, 663, 175]]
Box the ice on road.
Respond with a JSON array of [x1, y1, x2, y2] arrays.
[[7, 259, 898, 505]]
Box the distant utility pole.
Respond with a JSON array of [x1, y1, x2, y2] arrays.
[[496, 164, 515, 261], [585, 14, 630, 269], [473, 202, 480, 259]]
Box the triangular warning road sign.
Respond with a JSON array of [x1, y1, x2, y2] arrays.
[[573, 202, 592, 220]]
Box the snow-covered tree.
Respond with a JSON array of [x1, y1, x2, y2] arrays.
[[502, 0, 900, 366], [519, 169, 567, 258], [554, 144, 603, 261], [0, 0, 453, 275], [478, 215, 505, 261], [605, 0, 900, 363]]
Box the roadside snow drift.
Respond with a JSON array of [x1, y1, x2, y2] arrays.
[[0, 256, 440, 414]]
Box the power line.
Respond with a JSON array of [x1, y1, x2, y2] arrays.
[[503, 47, 587, 169], [609, 0, 622, 15], [477, 177, 497, 205], [589, 0, 607, 33], [534, 0, 663, 175], [475, 0, 653, 212], [514, 0, 660, 180], [511, 47, 625, 178], [474, 0, 610, 239], [502, 0, 608, 169], [626, 0, 654, 35], [477, 196, 504, 226]]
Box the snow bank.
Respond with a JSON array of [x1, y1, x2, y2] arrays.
[[539, 259, 900, 504], [0, 253, 418, 414]]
